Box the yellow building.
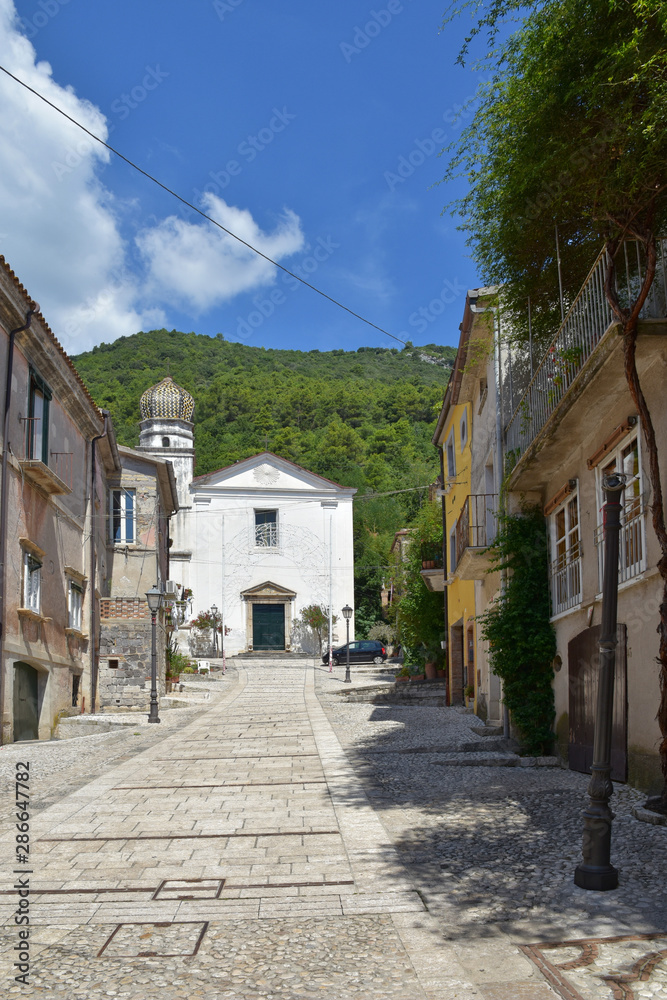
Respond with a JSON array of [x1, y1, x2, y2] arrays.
[[431, 351, 476, 705]]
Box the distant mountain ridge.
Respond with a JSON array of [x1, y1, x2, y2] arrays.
[[72, 329, 454, 479], [72, 327, 454, 629]]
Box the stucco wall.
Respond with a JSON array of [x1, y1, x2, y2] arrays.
[[168, 458, 356, 656]]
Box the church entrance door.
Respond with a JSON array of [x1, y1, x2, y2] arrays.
[[253, 604, 285, 650]]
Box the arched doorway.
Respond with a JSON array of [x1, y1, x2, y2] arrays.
[[568, 624, 627, 781], [13, 662, 40, 742]]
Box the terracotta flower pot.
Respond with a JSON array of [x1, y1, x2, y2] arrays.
[[395, 676, 409, 684], [436, 669, 446, 679], [425, 662, 437, 681]]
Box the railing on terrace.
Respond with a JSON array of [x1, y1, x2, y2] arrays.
[[550, 547, 583, 617], [455, 494, 499, 568], [595, 505, 646, 590], [420, 543, 443, 569], [505, 239, 667, 465]]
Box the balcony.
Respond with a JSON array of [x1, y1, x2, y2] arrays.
[[595, 505, 646, 590], [420, 543, 444, 592], [454, 494, 499, 580], [18, 418, 73, 495], [255, 522, 278, 548], [505, 240, 667, 473], [550, 548, 582, 617]]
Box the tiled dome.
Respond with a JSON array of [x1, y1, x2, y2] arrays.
[[140, 376, 194, 421]]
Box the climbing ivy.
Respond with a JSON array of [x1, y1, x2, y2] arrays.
[[479, 504, 556, 755]]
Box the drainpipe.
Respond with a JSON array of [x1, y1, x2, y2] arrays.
[[90, 409, 109, 715], [0, 304, 38, 746]]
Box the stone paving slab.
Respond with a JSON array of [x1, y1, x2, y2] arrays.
[[5, 660, 664, 997]]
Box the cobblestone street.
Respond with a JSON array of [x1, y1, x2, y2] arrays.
[[1, 662, 666, 999]]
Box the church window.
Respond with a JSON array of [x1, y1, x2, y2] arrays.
[[162, 437, 170, 447], [255, 509, 278, 547], [110, 488, 136, 544]]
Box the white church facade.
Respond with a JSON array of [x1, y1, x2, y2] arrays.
[[137, 377, 356, 656]]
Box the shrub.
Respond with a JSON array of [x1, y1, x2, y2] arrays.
[[167, 649, 194, 675], [479, 505, 556, 754]]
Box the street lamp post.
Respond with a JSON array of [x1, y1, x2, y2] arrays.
[[574, 473, 625, 891], [146, 584, 163, 724], [342, 604, 353, 684]]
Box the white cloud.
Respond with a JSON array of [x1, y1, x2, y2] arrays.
[[136, 197, 304, 312], [0, 0, 303, 352]]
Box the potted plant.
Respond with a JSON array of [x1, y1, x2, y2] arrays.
[[410, 666, 425, 683], [464, 683, 475, 708], [395, 665, 411, 684]]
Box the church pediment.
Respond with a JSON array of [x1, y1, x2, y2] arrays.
[[241, 581, 296, 601], [191, 451, 356, 495]]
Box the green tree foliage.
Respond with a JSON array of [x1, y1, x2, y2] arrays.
[[445, 0, 667, 801], [72, 330, 454, 644], [294, 604, 338, 655], [395, 499, 444, 664], [479, 507, 556, 755]]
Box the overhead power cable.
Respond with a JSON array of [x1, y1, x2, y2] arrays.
[[0, 63, 414, 347]]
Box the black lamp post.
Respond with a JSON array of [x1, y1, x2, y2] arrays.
[[342, 604, 353, 684], [574, 473, 625, 891], [146, 584, 163, 724]]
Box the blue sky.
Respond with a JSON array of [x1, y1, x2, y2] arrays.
[[2, 0, 485, 354]]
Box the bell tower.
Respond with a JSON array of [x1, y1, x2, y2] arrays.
[[138, 376, 195, 508]]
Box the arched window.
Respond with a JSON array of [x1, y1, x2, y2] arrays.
[[162, 437, 170, 448]]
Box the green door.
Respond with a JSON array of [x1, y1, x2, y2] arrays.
[[253, 604, 285, 650], [13, 663, 39, 742]]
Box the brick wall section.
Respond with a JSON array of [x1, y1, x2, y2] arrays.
[[100, 598, 150, 620]]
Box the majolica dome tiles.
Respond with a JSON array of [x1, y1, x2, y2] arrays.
[[140, 376, 195, 421]]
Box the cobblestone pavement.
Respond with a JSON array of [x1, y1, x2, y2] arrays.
[[316, 665, 667, 999], [0, 662, 665, 999]]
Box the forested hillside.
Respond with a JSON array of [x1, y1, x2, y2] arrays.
[[72, 329, 454, 628]]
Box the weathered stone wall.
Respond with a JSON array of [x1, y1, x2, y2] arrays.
[[98, 616, 166, 711]]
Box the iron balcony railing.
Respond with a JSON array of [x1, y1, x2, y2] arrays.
[[455, 494, 499, 569], [595, 505, 646, 590], [420, 543, 443, 570], [550, 546, 583, 617], [255, 522, 278, 548], [506, 239, 667, 465]]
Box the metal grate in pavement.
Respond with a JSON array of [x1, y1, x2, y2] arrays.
[[41, 829, 341, 842], [97, 921, 209, 959]]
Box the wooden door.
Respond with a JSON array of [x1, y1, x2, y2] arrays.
[[449, 620, 464, 704], [568, 624, 627, 782], [13, 662, 39, 742], [252, 604, 285, 650]]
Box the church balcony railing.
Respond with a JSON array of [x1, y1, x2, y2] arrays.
[[255, 523, 278, 548]]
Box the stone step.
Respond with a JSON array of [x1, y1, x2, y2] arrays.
[[459, 737, 520, 753], [470, 724, 504, 737]]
